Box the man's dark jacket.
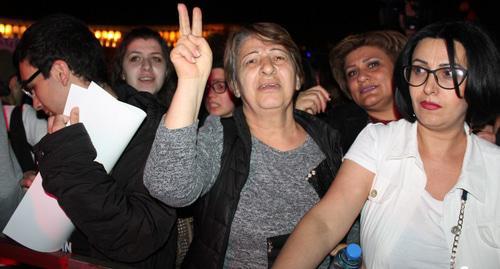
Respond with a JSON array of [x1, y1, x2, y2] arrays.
[[182, 107, 343, 269], [34, 84, 177, 268]]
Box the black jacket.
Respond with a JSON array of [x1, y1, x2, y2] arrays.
[[34, 84, 177, 268], [319, 101, 369, 153], [182, 107, 342, 269]]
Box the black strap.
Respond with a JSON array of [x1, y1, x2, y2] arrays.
[[8, 105, 37, 172]]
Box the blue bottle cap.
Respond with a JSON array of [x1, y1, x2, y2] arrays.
[[345, 243, 362, 261]]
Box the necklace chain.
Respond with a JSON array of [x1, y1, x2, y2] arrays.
[[450, 190, 468, 269]]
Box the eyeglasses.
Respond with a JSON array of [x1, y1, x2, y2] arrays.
[[403, 65, 468, 90], [20, 69, 42, 98], [206, 80, 228, 94]]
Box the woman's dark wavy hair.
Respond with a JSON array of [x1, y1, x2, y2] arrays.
[[13, 14, 108, 85], [395, 21, 500, 127], [224, 22, 304, 94], [111, 27, 176, 107]]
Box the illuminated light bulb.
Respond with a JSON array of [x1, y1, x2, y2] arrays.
[[114, 31, 121, 41], [169, 31, 176, 42], [5, 24, 12, 35]]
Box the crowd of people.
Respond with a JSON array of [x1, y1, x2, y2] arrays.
[[1, 2, 499, 269]]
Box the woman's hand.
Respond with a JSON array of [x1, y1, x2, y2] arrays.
[[164, 4, 212, 128], [170, 4, 212, 88], [295, 86, 330, 115]]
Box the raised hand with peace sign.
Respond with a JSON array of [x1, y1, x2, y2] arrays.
[[164, 3, 212, 128]]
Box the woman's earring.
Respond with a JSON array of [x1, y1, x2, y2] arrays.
[[121, 73, 126, 80], [233, 89, 241, 98], [295, 77, 301, 90]]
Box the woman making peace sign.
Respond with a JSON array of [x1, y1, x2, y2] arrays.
[[144, 4, 343, 268]]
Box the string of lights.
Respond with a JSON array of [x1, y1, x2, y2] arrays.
[[0, 18, 229, 48]]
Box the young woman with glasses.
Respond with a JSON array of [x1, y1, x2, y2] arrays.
[[204, 73, 235, 118], [202, 33, 239, 120]]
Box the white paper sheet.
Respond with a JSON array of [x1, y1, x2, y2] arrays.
[[3, 82, 146, 252]]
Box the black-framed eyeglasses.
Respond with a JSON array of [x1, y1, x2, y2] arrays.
[[403, 65, 468, 90], [206, 80, 228, 94], [19, 69, 42, 98]]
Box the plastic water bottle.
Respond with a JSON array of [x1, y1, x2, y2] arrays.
[[329, 243, 362, 269]]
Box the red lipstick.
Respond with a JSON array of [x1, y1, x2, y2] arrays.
[[420, 101, 442, 110]]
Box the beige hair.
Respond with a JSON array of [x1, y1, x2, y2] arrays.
[[329, 30, 407, 99], [224, 23, 304, 96]]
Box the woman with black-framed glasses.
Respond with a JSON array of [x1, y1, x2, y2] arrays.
[[403, 65, 468, 96], [274, 21, 500, 269], [203, 72, 235, 118]]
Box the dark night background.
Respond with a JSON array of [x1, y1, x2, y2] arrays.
[[1, 0, 497, 52]]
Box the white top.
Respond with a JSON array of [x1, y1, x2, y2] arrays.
[[3, 104, 47, 146], [389, 190, 449, 268], [345, 119, 500, 269]]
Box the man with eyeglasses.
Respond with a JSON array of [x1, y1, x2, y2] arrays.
[[14, 14, 177, 268], [18, 69, 40, 99]]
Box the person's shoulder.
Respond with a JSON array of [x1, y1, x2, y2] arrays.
[[474, 134, 500, 156], [21, 104, 38, 115], [204, 114, 221, 124], [360, 119, 413, 146], [366, 118, 411, 132], [199, 115, 222, 132]]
